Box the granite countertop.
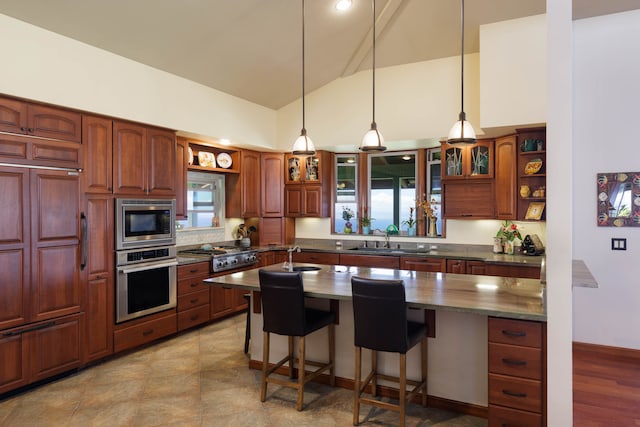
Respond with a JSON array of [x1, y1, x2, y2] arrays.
[[204, 263, 546, 321]]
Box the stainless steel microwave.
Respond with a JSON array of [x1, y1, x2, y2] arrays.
[[115, 199, 176, 250]]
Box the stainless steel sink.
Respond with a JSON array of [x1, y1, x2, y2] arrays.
[[292, 266, 322, 272]]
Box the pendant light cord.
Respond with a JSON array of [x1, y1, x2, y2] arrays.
[[460, 0, 465, 119], [301, 0, 307, 134], [371, 0, 376, 126]]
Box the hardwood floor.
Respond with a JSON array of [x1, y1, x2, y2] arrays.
[[573, 342, 640, 426]]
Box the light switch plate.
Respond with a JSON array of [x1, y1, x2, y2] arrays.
[[611, 238, 627, 250]]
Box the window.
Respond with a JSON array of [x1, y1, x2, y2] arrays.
[[426, 148, 443, 236], [334, 155, 358, 233], [178, 171, 225, 229], [369, 152, 417, 233]]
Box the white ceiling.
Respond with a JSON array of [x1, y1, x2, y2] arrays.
[[0, 0, 638, 110]]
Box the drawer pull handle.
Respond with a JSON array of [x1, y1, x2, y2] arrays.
[[142, 329, 154, 336], [502, 389, 527, 398], [502, 358, 527, 366], [190, 282, 199, 287], [502, 329, 526, 337], [190, 298, 199, 304], [190, 315, 199, 321]]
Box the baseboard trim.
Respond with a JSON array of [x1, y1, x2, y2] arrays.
[[573, 341, 640, 362], [248, 359, 487, 419]]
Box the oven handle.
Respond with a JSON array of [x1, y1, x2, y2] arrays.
[[117, 259, 178, 274]]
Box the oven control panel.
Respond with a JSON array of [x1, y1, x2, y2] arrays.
[[116, 245, 177, 266]]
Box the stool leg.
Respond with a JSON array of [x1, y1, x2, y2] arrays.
[[399, 353, 407, 427], [421, 336, 428, 406], [329, 323, 336, 386], [296, 336, 306, 411], [243, 294, 250, 354], [371, 350, 378, 397], [288, 336, 295, 378], [261, 331, 270, 402], [353, 346, 361, 426]]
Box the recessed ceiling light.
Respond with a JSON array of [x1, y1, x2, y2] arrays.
[[335, 0, 352, 12], [402, 155, 412, 160]]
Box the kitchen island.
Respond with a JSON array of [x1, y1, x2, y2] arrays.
[[204, 263, 546, 419]]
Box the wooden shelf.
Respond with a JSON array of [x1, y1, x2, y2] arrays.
[[188, 164, 240, 174]]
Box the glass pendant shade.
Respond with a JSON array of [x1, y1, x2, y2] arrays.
[[292, 129, 316, 155], [360, 122, 386, 151], [447, 112, 477, 145]]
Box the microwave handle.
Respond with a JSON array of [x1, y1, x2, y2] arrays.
[[117, 259, 178, 274], [80, 212, 87, 271]]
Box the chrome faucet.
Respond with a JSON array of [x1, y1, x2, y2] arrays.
[[287, 246, 300, 272]]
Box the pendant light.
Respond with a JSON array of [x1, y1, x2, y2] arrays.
[[291, 0, 316, 156], [360, 0, 386, 152], [447, 0, 477, 145]]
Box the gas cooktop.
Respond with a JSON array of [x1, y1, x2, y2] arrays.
[[179, 246, 258, 272]]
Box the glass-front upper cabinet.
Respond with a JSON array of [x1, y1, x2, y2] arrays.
[[285, 152, 325, 184], [441, 140, 494, 179], [334, 154, 358, 233]]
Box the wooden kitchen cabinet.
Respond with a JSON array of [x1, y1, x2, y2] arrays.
[[261, 152, 285, 217], [175, 137, 188, 219], [113, 311, 177, 353], [441, 139, 494, 179], [400, 256, 445, 272], [113, 121, 176, 196], [488, 317, 545, 426], [177, 262, 211, 331], [467, 260, 487, 275], [486, 263, 540, 279], [82, 195, 114, 363], [292, 250, 340, 265], [258, 217, 295, 246], [442, 180, 495, 219], [226, 149, 261, 218], [0, 96, 81, 142], [340, 253, 400, 269], [495, 135, 517, 219], [516, 127, 546, 221], [446, 259, 467, 274], [82, 115, 112, 194], [284, 151, 331, 217]]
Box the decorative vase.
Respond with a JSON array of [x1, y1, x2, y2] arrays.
[[504, 240, 515, 255], [493, 237, 504, 253], [408, 226, 416, 236], [428, 219, 437, 237], [362, 225, 371, 235], [344, 221, 352, 234]]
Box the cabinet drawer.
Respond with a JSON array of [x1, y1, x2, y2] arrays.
[[177, 305, 210, 331], [488, 404, 542, 427], [177, 275, 209, 295], [489, 343, 541, 380], [489, 373, 541, 413], [489, 317, 542, 348], [293, 251, 339, 264], [339, 254, 399, 269], [114, 312, 177, 353], [178, 288, 210, 311], [177, 262, 210, 279]]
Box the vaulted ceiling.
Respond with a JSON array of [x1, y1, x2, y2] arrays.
[[0, 0, 637, 110]]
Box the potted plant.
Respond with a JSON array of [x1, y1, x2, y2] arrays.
[[496, 220, 522, 254], [358, 216, 374, 235], [401, 207, 416, 236], [342, 206, 354, 234], [418, 195, 438, 237]]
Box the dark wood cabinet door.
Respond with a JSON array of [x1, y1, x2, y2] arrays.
[[340, 254, 399, 269], [467, 260, 487, 275], [292, 251, 340, 265], [234, 289, 249, 310], [285, 185, 303, 217], [261, 152, 284, 217], [0, 332, 29, 394], [242, 150, 261, 217], [303, 185, 324, 217], [442, 180, 495, 219], [28, 104, 81, 143], [0, 166, 29, 331], [84, 276, 113, 362], [446, 259, 467, 274], [113, 121, 147, 195], [0, 97, 28, 134], [495, 135, 517, 219], [82, 115, 112, 194], [400, 257, 445, 272], [30, 169, 81, 322], [210, 287, 234, 319], [175, 138, 188, 219], [146, 127, 176, 196], [30, 314, 82, 383]]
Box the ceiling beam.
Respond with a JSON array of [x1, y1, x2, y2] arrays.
[[341, 0, 405, 77]]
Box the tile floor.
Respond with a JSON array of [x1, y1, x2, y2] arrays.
[[0, 315, 487, 426]]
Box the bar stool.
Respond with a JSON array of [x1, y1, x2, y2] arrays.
[[350, 276, 428, 427], [258, 269, 336, 411], [243, 293, 251, 354]]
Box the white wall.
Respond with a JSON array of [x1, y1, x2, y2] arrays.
[[0, 14, 276, 150], [572, 10, 640, 349], [480, 14, 547, 129]]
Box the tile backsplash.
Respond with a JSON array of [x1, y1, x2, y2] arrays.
[[176, 227, 225, 247]]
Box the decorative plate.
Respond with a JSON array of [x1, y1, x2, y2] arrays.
[[524, 158, 543, 175], [198, 151, 215, 168], [188, 147, 194, 165], [217, 152, 232, 169]]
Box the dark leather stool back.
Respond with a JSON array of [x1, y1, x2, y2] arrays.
[[351, 276, 409, 353], [259, 270, 307, 336]]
